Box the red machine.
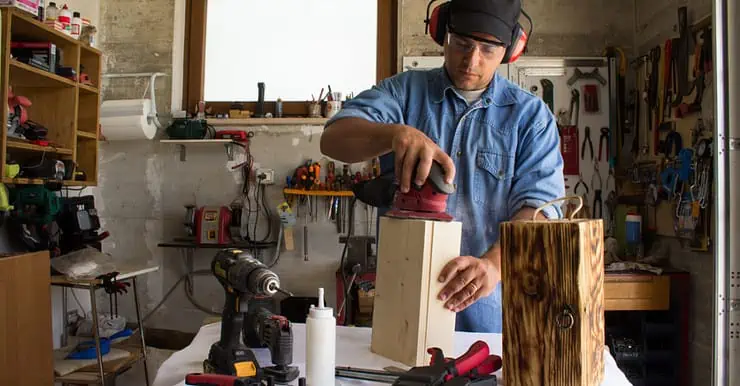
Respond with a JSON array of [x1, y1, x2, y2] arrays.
[[351, 161, 455, 222], [195, 206, 232, 245], [215, 130, 250, 142]]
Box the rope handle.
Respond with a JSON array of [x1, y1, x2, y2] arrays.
[[532, 196, 584, 221]]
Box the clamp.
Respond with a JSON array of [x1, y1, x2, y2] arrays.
[[336, 341, 500, 385], [598, 127, 610, 162], [581, 126, 593, 160], [96, 271, 130, 317]]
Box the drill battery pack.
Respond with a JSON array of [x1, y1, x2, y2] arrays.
[[203, 342, 262, 381]]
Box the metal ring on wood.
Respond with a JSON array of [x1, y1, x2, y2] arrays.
[[533, 196, 584, 220], [555, 305, 576, 330]]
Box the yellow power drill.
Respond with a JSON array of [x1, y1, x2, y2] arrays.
[[204, 248, 291, 382]]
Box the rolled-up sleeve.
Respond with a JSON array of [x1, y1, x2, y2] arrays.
[[325, 77, 405, 127], [507, 102, 566, 220]]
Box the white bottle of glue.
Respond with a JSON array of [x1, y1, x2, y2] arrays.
[[305, 287, 335, 386]]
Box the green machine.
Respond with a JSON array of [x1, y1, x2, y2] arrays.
[[11, 185, 62, 225]]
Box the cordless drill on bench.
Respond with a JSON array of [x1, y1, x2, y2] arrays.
[[203, 248, 290, 383]]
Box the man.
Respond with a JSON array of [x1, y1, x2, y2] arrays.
[[320, 0, 564, 333]]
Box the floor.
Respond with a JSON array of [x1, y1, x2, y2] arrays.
[[114, 347, 174, 386]]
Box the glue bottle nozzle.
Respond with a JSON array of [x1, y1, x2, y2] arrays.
[[318, 287, 325, 308]]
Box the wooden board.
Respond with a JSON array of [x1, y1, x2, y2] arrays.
[[604, 274, 670, 311], [0, 251, 54, 386], [501, 218, 605, 386], [370, 216, 461, 366]]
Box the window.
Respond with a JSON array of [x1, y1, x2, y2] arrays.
[[205, 1, 377, 102], [183, 0, 397, 114]]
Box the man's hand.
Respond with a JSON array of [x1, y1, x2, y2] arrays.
[[437, 255, 500, 312], [391, 125, 455, 193]]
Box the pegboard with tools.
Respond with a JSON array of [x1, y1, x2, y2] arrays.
[[620, 11, 714, 251], [509, 57, 616, 233]]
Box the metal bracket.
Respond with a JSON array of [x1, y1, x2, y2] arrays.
[[224, 144, 234, 161], [729, 138, 740, 151]]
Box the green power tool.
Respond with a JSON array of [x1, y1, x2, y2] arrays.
[[11, 186, 61, 225]]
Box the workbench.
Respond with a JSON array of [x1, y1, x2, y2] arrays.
[[152, 323, 632, 386]]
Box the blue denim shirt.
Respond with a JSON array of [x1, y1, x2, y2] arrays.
[[326, 67, 565, 333]]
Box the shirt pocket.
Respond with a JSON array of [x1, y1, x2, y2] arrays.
[[473, 149, 515, 206]]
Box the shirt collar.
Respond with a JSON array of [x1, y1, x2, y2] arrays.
[[430, 67, 516, 107]]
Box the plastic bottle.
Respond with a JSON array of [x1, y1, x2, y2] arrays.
[[71, 11, 81, 39], [57, 4, 72, 35], [305, 287, 335, 386]]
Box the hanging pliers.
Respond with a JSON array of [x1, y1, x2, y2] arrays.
[[581, 126, 593, 160], [598, 127, 610, 162]]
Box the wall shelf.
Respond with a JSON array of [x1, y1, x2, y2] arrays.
[[1, 8, 101, 186], [159, 139, 241, 162], [9, 59, 76, 87], [6, 139, 73, 154], [208, 117, 328, 126], [283, 188, 354, 197]]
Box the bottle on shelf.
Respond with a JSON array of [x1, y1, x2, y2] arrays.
[[45, 2, 58, 21], [57, 4, 72, 35], [71, 11, 81, 39]]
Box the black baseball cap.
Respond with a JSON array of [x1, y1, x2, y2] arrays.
[[447, 0, 521, 46]]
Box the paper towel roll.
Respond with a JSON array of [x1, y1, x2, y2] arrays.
[[100, 99, 157, 140]]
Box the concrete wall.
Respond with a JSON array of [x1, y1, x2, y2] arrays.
[[634, 0, 712, 54], [399, 0, 636, 58]]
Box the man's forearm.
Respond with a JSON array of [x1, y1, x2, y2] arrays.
[[320, 118, 398, 163]]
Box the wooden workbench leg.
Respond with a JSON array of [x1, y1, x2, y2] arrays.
[[132, 277, 151, 386], [89, 286, 106, 386]]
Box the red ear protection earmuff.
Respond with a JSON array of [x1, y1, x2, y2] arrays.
[[424, 0, 533, 64], [424, 0, 450, 46], [501, 22, 528, 63]]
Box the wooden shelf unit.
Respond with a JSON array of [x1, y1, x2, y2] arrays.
[[0, 8, 100, 186]]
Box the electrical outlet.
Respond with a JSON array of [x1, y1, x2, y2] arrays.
[[257, 168, 275, 185]]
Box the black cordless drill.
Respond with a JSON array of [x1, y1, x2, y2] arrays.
[[244, 307, 300, 383], [204, 248, 288, 383]]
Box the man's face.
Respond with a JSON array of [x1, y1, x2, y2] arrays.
[[443, 31, 507, 91]]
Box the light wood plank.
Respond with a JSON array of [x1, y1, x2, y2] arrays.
[[370, 216, 460, 366], [0, 251, 55, 386], [604, 275, 670, 311]]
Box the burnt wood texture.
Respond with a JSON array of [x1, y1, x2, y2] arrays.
[[500, 218, 605, 386]]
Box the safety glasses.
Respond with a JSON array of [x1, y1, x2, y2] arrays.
[[447, 32, 506, 58]]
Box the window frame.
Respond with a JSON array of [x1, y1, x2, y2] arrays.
[[182, 0, 398, 116]]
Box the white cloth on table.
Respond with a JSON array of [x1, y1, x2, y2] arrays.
[[153, 323, 632, 386]]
